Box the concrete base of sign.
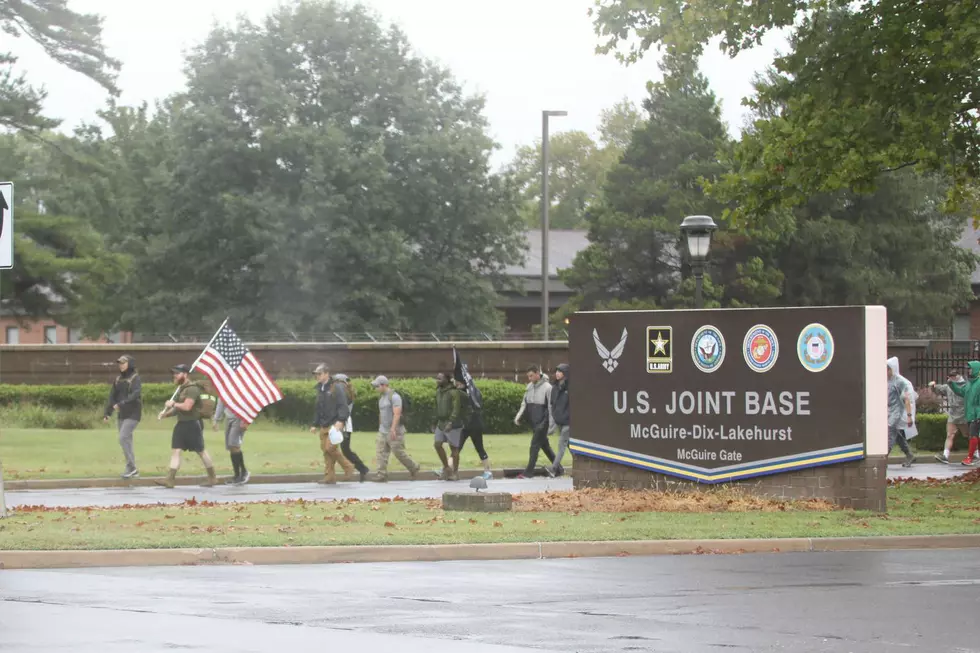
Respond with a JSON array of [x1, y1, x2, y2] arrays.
[[442, 492, 513, 512], [572, 455, 887, 513]]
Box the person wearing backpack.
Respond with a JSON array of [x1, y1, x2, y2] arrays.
[[332, 374, 369, 482], [157, 364, 217, 488], [371, 375, 421, 482], [310, 363, 355, 484], [103, 354, 143, 479]]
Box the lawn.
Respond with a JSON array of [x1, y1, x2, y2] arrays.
[[0, 421, 546, 480], [1, 483, 978, 550]]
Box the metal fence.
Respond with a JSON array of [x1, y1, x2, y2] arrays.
[[132, 330, 571, 344], [908, 352, 974, 388]]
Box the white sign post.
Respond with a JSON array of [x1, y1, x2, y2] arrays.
[[0, 182, 11, 517]]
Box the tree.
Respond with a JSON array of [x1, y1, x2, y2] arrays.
[[0, 133, 129, 330], [99, 1, 523, 333], [591, 0, 980, 223], [1, 0, 120, 134], [561, 58, 776, 310], [508, 99, 641, 229]]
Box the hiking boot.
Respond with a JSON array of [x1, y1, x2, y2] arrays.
[[359, 469, 368, 483], [448, 471, 459, 481], [439, 467, 452, 481], [373, 472, 389, 483], [202, 467, 217, 487], [935, 453, 950, 464], [409, 466, 421, 480], [156, 469, 177, 489], [317, 476, 337, 485]]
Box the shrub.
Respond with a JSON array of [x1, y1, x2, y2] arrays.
[[914, 386, 944, 414], [0, 404, 97, 430], [0, 378, 530, 433], [914, 413, 952, 451]]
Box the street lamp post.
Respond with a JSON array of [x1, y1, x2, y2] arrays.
[[541, 109, 567, 341], [679, 215, 718, 309]]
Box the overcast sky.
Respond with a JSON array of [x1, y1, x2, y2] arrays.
[[9, 0, 782, 168]]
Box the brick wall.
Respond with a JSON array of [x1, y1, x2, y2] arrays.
[[0, 318, 132, 345], [572, 455, 888, 513]]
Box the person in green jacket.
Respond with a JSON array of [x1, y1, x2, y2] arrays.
[[433, 371, 463, 481], [949, 360, 980, 466]]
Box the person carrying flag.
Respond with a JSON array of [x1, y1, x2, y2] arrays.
[[454, 348, 492, 480]]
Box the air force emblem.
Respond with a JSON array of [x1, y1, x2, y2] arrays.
[[593, 327, 628, 373]]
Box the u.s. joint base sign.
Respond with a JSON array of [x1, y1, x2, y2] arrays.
[[569, 306, 887, 484]]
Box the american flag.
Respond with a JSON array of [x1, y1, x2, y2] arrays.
[[192, 323, 282, 424]]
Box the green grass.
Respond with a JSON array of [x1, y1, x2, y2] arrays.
[[1, 484, 978, 550], [0, 421, 544, 480]]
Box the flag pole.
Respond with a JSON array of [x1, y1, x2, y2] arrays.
[[168, 317, 230, 402]]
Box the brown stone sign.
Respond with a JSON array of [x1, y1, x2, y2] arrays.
[[568, 306, 882, 484]]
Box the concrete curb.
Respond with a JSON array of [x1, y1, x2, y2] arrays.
[[3, 468, 536, 491], [2, 534, 979, 570]]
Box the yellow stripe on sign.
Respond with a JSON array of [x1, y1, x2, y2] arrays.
[[569, 444, 862, 482]]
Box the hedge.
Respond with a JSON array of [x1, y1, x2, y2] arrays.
[[0, 379, 529, 434]]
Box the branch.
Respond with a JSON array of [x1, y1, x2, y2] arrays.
[[881, 160, 920, 173]]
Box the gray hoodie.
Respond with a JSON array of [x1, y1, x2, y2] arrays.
[[933, 376, 967, 423]]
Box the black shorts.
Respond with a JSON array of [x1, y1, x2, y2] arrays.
[[970, 421, 980, 438], [172, 420, 205, 452]]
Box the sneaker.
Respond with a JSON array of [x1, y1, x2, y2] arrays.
[[481, 470, 493, 481], [224, 475, 241, 485], [236, 471, 250, 485], [359, 470, 368, 483], [902, 454, 915, 468], [516, 473, 530, 479], [543, 466, 556, 478], [408, 466, 420, 481], [121, 469, 139, 479], [448, 471, 459, 481], [935, 453, 950, 464], [962, 458, 976, 467]]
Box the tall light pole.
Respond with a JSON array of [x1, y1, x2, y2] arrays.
[[679, 215, 718, 309], [541, 109, 567, 341]]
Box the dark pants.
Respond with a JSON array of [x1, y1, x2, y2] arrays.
[[524, 425, 555, 475], [460, 427, 488, 461], [342, 432, 369, 474]]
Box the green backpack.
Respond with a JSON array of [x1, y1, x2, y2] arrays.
[[186, 381, 217, 419]]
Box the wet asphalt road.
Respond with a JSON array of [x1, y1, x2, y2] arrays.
[[2, 463, 965, 509], [2, 550, 979, 652]]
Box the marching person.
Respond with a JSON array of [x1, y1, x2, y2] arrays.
[[310, 363, 355, 484], [157, 364, 217, 488], [456, 377, 492, 480], [930, 368, 968, 464], [949, 360, 980, 466], [433, 371, 463, 481], [515, 364, 556, 479], [213, 397, 250, 485], [886, 357, 916, 468], [333, 373, 369, 482], [547, 363, 570, 477], [103, 354, 142, 479], [371, 375, 421, 481]]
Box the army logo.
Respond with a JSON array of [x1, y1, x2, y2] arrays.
[[691, 325, 726, 373], [646, 326, 673, 373], [743, 325, 778, 373], [798, 323, 834, 373]]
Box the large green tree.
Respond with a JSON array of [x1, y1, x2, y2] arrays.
[[1, 0, 119, 134], [591, 0, 980, 223], [0, 133, 128, 330], [96, 1, 523, 334], [508, 99, 641, 229]]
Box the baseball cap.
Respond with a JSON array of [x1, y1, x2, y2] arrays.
[[170, 364, 190, 374], [116, 355, 129, 363], [371, 375, 389, 387], [313, 363, 330, 375]]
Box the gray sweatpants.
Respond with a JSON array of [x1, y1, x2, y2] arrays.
[[551, 425, 570, 471], [118, 418, 139, 472]]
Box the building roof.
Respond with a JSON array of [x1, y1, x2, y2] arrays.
[[505, 230, 590, 278]]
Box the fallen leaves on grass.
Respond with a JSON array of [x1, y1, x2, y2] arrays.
[[384, 521, 396, 528], [511, 488, 836, 513]]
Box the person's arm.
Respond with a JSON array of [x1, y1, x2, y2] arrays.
[[391, 394, 403, 438], [514, 385, 529, 425], [334, 385, 350, 428], [213, 398, 226, 429], [950, 380, 968, 398], [449, 389, 461, 426], [104, 381, 116, 419], [312, 388, 325, 429]]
